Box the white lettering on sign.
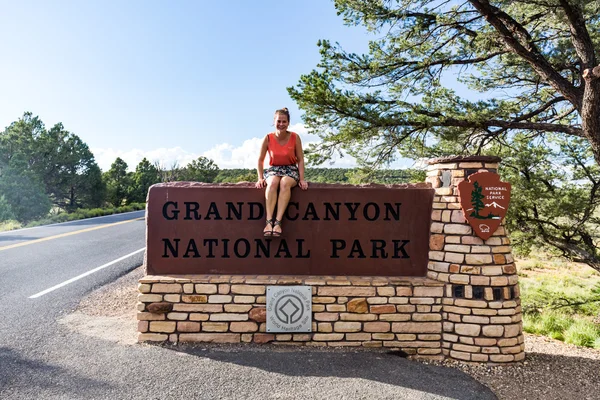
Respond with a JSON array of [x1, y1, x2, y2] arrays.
[[486, 186, 508, 200]]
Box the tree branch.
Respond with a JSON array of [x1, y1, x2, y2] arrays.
[[409, 109, 583, 136], [551, 298, 600, 310], [513, 97, 567, 122], [558, 0, 598, 69], [544, 236, 600, 273], [468, 0, 583, 109]]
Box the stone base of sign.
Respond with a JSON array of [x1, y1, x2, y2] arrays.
[[426, 156, 525, 363], [137, 275, 447, 360]]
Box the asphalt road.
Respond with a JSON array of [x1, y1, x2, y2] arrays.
[[0, 211, 496, 399]]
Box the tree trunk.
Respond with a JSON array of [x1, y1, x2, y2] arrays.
[[582, 69, 600, 166]]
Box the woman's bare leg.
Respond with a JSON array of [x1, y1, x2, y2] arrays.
[[273, 176, 298, 235], [264, 176, 281, 233]]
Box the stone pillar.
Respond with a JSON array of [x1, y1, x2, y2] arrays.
[[425, 156, 524, 363]]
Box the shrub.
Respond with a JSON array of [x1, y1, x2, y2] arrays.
[[18, 203, 146, 230], [563, 320, 600, 348], [88, 208, 105, 217], [0, 220, 22, 231]]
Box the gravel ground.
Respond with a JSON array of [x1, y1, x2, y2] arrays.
[[70, 267, 600, 400], [424, 336, 600, 400]]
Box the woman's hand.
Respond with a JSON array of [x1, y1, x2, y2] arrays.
[[256, 178, 266, 189], [299, 180, 308, 190]]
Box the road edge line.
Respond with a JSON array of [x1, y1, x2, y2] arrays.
[[28, 247, 146, 299]]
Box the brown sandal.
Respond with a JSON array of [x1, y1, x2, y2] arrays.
[[272, 220, 282, 237], [263, 219, 274, 237]]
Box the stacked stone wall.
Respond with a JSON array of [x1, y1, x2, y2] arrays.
[[138, 275, 445, 359]]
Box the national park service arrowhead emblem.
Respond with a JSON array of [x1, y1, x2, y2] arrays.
[[458, 172, 511, 241]]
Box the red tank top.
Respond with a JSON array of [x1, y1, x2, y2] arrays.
[[268, 131, 298, 166]]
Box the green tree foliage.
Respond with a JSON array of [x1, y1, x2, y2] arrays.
[[214, 169, 258, 183], [237, 171, 259, 182], [128, 158, 161, 203], [0, 195, 16, 222], [104, 157, 131, 207], [306, 168, 350, 183], [289, 0, 600, 167], [0, 112, 45, 168], [498, 134, 600, 272], [289, 1, 600, 267], [79, 164, 106, 208], [180, 156, 220, 182], [213, 170, 257, 183], [35, 123, 104, 211], [0, 112, 104, 216], [0, 155, 52, 222], [343, 167, 426, 184]]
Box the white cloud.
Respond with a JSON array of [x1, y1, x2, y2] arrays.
[[93, 123, 417, 172], [202, 138, 264, 169]]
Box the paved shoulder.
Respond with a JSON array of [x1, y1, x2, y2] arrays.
[[156, 344, 497, 400]]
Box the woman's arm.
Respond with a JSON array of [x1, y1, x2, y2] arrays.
[[296, 134, 308, 190], [256, 135, 269, 188]]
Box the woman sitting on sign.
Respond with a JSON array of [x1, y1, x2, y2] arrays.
[[256, 107, 308, 237]]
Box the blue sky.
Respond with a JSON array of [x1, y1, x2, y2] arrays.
[[0, 1, 420, 171]]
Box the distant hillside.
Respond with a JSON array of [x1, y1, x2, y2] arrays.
[[213, 168, 425, 184]]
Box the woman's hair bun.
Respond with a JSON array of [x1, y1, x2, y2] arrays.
[[275, 108, 291, 120]]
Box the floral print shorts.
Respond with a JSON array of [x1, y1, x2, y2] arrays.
[[264, 165, 300, 183]]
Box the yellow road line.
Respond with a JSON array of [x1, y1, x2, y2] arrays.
[[0, 217, 145, 251]]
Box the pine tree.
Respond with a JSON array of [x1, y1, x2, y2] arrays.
[[470, 182, 485, 219]]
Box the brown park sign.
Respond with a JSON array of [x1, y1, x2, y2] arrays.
[[145, 182, 434, 276], [458, 172, 511, 241]]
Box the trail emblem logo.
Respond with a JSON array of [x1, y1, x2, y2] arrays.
[[458, 172, 511, 240]]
